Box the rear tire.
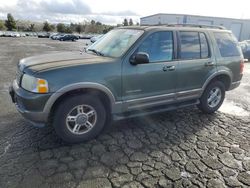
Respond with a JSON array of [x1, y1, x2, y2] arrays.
[[53, 94, 107, 143], [197, 81, 225, 114]]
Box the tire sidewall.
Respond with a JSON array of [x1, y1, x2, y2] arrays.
[[199, 81, 225, 113], [53, 94, 106, 143]]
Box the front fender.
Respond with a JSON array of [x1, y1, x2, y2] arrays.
[[43, 82, 122, 116]]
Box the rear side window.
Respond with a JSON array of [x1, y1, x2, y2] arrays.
[[179, 31, 210, 60], [214, 32, 241, 57], [179, 32, 200, 59], [200, 33, 209, 58]]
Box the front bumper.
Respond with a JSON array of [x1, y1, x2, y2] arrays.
[[9, 80, 51, 127]]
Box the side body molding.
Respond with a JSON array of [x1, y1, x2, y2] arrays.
[[43, 82, 121, 115]]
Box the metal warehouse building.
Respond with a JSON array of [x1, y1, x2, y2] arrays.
[[140, 13, 250, 41]]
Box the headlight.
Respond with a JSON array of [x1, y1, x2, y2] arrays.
[[21, 74, 49, 93]]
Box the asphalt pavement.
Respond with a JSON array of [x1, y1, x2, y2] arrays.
[[0, 37, 250, 188]]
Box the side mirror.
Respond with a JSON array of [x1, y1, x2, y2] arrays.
[[130, 52, 149, 65]]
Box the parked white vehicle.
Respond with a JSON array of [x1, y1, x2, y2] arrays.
[[90, 34, 104, 43], [20, 33, 26, 37], [11, 32, 21, 37]]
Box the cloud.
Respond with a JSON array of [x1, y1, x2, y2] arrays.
[[40, 0, 92, 15], [17, 0, 40, 12], [101, 10, 139, 16], [0, 0, 139, 25]]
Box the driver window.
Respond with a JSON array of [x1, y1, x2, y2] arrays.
[[136, 31, 173, 63]]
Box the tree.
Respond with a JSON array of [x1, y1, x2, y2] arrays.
[[57, 23, 66, 33], [129, 18, 133, 26], [0, 20, 6, 30], [136, 22, 140, 26], [96, 21, 102, 26], [43, 21, 53, 32], [91, 20, 95, 25], [50, 24, 55, 31], [103, 26, 114, 34], [123, 18, 128, 26], [65, 26, 72, 33], [5, 13, 16, 31], [29, 23, 35, 32], [75, 24, 84, 34]]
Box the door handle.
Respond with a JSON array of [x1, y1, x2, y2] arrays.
[[205, 61, 215, 67], [163, 65, 175, 71]]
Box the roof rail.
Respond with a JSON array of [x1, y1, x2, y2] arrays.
[[169, 23, 226, 29], [142, 23, 226, 29]]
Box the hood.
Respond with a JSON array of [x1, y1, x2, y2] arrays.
[[19, 51, 113, 73]]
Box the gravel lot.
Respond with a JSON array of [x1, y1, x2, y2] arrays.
[[0, 37, 250, 188]]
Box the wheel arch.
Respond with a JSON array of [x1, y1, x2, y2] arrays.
[[202, 71, 232, 93], [43, 82, 118, 120]]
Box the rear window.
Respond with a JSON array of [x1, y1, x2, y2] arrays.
[[214, 32, 241, 57]]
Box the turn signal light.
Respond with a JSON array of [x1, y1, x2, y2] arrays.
[[37, 79, 48, 93]]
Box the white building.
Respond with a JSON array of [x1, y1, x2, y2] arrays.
[[140, 13, 250, 41]]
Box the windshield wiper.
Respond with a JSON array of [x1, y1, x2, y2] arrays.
[[87, 49, 104, 56]]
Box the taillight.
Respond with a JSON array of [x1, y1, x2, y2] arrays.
[[240, 59, 244, 74]]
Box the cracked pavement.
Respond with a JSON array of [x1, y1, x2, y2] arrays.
[[0, 37, 250, 188]]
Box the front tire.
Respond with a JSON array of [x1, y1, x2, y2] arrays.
[[197, 81, 225, 114], [53, 94, 107, 143]]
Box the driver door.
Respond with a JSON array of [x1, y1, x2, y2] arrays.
[[122, 31, 178, 110]]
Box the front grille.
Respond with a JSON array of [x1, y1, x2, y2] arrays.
[[16, 70, 23, 86]]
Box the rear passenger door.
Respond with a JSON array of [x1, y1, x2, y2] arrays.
[[176, 31, 216, 101]]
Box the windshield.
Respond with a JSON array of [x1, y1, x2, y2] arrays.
[[87, 29, 144, 58]]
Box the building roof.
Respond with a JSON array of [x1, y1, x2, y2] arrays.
[[140, 13, 250, 22]]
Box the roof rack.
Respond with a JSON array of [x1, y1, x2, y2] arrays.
[[142, 23, 226, 30]]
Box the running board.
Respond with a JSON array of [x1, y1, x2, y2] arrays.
[[113, 99, 199, 121]]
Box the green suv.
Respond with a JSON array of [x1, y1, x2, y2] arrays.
[[9, 25, 244, 143]]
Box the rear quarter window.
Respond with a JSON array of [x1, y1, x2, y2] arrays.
[[214, 32, 241, 57]]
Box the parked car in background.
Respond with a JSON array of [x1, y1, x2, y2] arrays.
[[58, 34, 78, 41], [79, 34, 94, 39], [13, 32, 21, 37], [90, 34, 104, 43], [49, 33, 57, 39], [37, 32, 50, 38], [1, 32, 20, 37], [50, 33, 64, 40], [25, 32, 37, 37], [239, 40, 250, 60], [20, 33, 26, 37], [3, 32, 11, 37], [9, 25, 244, 143]]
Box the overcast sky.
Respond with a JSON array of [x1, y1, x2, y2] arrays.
[[0, 0, 250, 25]]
